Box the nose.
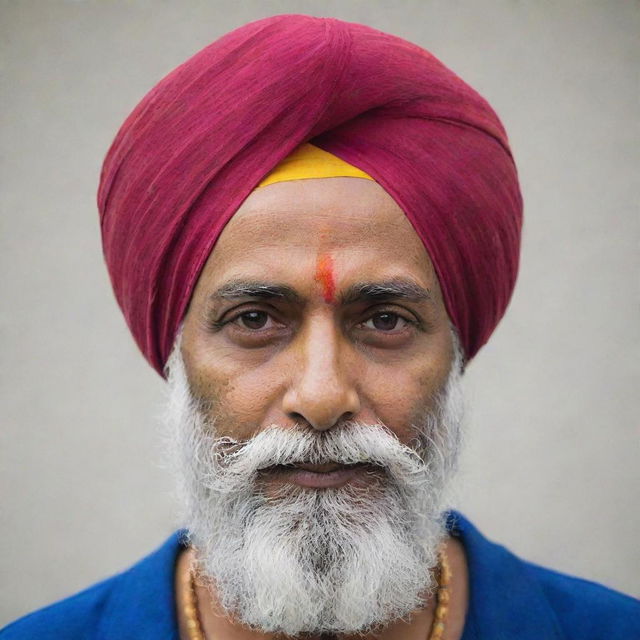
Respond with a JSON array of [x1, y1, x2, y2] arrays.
[[281, 317, 360, 431]]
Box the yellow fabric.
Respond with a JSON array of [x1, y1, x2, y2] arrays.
[[257, 143, 374, 188]]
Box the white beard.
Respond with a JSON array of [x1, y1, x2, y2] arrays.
[[163, 334, 464, 636]]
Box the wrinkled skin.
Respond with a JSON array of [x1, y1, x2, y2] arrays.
[[181, 177, 455, 448], [178, 177, 467, 640]]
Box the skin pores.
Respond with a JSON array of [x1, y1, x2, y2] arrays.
[[181, 177, 455, 466]]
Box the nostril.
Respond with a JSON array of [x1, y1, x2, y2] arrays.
[[283, 385, 361, 432], [288, 411, 306, 424], [287, 409, 356, 432], [287, 412, 320, 431]]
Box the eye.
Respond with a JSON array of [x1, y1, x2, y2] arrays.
[[362, 312, 410, 332], [234, 310, 273, 330]]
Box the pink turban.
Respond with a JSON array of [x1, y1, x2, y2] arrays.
[[98, 14, 523, 376]]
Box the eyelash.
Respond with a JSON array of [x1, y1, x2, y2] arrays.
[[209, 306, 421, 333]]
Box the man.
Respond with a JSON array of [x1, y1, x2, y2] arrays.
[[2, 14, 638, 640]]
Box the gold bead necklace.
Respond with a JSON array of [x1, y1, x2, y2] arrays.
[[183, 546, 451, 640], [182, 555, 205, 640], [430, 545, 452, 640]]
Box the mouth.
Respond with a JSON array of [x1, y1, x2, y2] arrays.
[[258, 462, 381, 489]]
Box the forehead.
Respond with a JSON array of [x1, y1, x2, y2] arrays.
[[193, 177, 442, 299]]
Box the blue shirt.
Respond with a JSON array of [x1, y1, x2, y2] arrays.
[[2, 513, 638, 639]]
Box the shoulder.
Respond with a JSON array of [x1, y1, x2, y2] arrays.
[[449, 512, 640, 639], [524, 561, 640, 639], [0, 574, 120, 639], [0, 531, 185, 640]]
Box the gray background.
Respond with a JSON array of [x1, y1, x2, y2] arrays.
[[1, 0, 638, 626]]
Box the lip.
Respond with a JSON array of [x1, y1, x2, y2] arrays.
[[294, 462, 348, 473], [260, 462, 374, 488]]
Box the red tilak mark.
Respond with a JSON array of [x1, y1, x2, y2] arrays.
[[314, 254, 336, 304]]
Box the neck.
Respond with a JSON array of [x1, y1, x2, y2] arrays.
[[175, 537, 468, 640]]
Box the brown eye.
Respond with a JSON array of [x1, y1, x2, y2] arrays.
[[237, 311, 270, 330], [364, 312, 408, 332]]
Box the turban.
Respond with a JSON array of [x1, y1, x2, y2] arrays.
[[98, 14, 523, 376]]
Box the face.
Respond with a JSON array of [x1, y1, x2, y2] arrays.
[[170, 178, 464, 635], [181, 177, 455, 489]]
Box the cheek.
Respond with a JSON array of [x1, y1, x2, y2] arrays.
[[361, 356, 451, 441], [362, 373, 423, 439], [182, 342, 285, 440], [218, 369, 282, 437]]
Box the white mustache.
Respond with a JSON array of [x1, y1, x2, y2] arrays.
[[205, 422, 429, 490]]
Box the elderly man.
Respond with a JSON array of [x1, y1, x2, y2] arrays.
[[2, 14, 638, 640]]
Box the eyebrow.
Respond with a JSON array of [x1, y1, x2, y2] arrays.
[[209, 280, 304, 304], [340, 280, 433, 305], [209, 278, 432, 306]]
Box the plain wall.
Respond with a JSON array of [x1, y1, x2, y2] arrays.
[[1, 0, 638, 625]]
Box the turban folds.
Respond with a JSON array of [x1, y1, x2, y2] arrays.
[[98, 14, 523, 376]]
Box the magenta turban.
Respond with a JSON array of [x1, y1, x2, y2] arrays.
[[98, 14, 523, 375]]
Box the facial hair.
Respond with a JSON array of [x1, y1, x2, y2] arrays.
[[163, 336, 464, 636]]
